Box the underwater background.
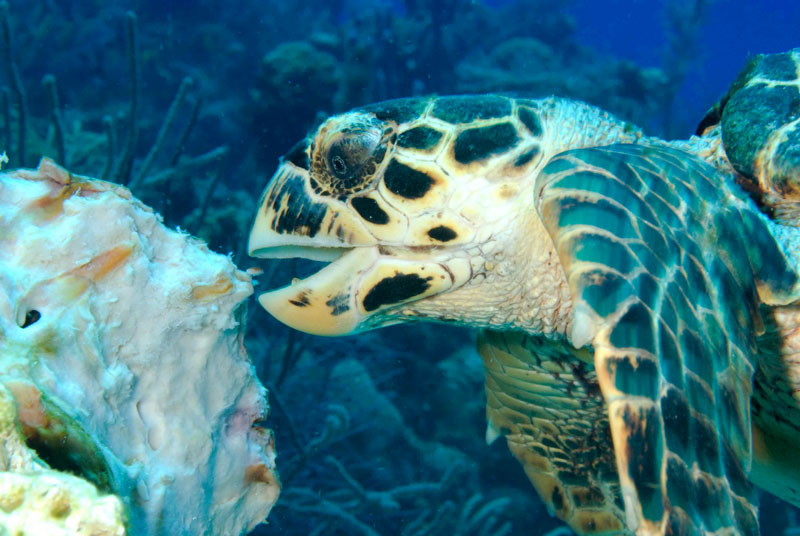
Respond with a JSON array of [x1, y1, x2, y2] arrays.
[[2, 0, 799, 534]]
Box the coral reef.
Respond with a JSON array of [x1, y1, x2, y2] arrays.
[[249, 41, 342, 160], [0, 382, 126, 536], [249, 324, 560, 535], [0, 159, 279, 534], [246, 0, 670, 166], [455, 36, 668, 127]]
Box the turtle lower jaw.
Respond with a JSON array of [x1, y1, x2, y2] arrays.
[[252, 243, 474, 336], [255, 246, 380, 336]]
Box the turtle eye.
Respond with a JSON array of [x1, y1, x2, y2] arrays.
[[311, 113, 392, 196], [326, 134, 370, 189], [330, 154, 347, 176]]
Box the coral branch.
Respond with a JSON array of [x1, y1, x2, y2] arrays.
[[101, 115, 116, 180], [281, 488, 382, 536], [132, 76, 193, 188], [1, 86, 9, 151], [196, 145, 228, 227], [169, 96, 201, 166], [42, 74, 66, 167], [114, 11, 139, 185]]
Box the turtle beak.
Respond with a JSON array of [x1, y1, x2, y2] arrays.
[[248, 162, 378, 335], [249, 161, 472, 336]]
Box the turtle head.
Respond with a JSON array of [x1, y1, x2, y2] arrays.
[[249, 97, 568, 336]]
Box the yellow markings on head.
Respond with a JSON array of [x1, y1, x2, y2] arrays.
[[496, 183, 520, 200], [435, 122, 542, 179], [452, 177, 530, 232], [257, 246, 471, 335], [249, 163, 379, 252], [394, 122, 451, 161]]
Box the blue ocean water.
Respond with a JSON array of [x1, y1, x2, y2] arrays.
[[569, 0, 800, 136], [1, 1, 799, 535]]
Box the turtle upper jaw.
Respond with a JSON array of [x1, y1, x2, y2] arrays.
[[247, 181, 378, 261], [248, 211, 366, 335]]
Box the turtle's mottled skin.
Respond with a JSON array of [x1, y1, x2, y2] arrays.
[[699, 49, 800, 222], [249, 50, 800, 536]]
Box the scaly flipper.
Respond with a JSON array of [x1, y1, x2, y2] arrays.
[[537, 144, 799, 535]]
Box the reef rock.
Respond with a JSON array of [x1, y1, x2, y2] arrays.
[[0, 381, 126, 535], [0, 159, 279, 535]]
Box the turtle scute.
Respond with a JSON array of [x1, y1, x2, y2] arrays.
[[712, 48, 800, 223]]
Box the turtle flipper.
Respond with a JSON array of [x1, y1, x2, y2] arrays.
[[479, 329, 628, 535], [536, 144, 798, 535]]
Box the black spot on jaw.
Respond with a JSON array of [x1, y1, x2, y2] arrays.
[[363, 273, 432, 312], [518, 106, 543, 136], [514, 146, 540, 167], [432, 95, 512, 124], [283, 139, 310, 170], [326, 294, 350, 315], [453, 123, 520, 164], [20, 310, 41, 328], [383, 159, 434, 199], [351, 196, 390, 224], [288, 293, 311, 307], [427, 225, 457, 242], [397, 126, 443, 150]]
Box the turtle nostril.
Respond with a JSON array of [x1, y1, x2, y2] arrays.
[[20, 310, 41, 328]]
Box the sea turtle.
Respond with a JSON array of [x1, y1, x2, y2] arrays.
[[248, 49, 800, 535]]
